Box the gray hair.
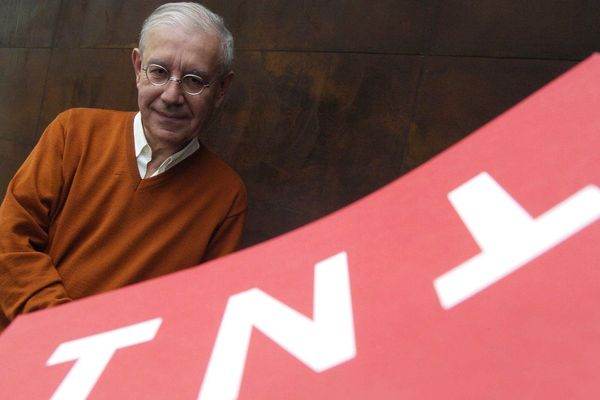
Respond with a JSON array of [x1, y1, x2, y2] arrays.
[[139, 2, 234, 74]]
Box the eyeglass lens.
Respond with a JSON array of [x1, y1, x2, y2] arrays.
[[145, 64, 207, 95]]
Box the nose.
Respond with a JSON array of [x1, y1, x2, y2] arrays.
[[160, 78, 185, 104]]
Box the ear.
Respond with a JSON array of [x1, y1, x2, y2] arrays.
[[132, 48, 143, 83], [214, 71, 235, 108]]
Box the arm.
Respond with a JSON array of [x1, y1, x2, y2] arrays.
[[202, 187, 248, 262], [0, 114, 72, 322]]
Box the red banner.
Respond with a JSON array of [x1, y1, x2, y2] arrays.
[[1, 54, 599, 399]]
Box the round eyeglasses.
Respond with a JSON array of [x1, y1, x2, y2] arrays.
[[142, 64, 215, 95]]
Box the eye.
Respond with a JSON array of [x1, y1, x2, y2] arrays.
[[147, 65, 168, 81], [183, 74, 206, 89]]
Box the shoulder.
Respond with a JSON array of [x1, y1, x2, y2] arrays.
[[35, 109, 136, 160], [47, 108, 136, 147], [197, 146, 245, 188], [193, 146, 247, 210], [54, 108, 136, 128]]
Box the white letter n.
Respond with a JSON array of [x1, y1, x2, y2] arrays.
[[198, 252, 356, 400]]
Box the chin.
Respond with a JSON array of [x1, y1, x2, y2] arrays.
[[158, 128, 192, 142]]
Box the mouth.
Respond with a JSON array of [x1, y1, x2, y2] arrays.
[[154, 109, 187, 120]]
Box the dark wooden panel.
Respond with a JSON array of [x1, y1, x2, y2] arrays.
[[214, 0, 435, 53], [404, 56, 576, 173], [39, 49, 138, 133], [0, 49, 51, 145], [0, 0, 61, 47], [54, 0, 164, 48], [431, 0, 600, 59], [0, 139, 35, 197], [203, 52, 422, 246], [55, 0, 435, 53]]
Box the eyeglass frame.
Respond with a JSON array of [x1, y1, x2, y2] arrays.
[[141, 63, 219, 96]]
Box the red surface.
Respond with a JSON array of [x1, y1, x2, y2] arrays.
[[1, 54, 599, 399]]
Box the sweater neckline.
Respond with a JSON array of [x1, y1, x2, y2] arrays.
[[123, 113, 204, 190]]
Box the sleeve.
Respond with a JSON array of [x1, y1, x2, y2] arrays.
[[0, 113, 73, 322], [202, 184, 248, 262]]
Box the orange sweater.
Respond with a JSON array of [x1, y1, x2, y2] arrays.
[[0, 108, 247, 330]]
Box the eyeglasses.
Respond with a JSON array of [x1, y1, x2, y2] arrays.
[[142, 64, 216, 95]]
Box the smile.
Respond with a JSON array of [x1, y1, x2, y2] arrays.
[[154, 109, 187, 120]]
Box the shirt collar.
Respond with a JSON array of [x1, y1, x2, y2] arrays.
[[133, 112, 200, 176], [133, 112, 147, 158]]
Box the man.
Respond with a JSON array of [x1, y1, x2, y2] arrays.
[[0, 2, 246, 331]]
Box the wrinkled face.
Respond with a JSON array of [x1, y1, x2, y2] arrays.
[[132, 26, 231, 154]]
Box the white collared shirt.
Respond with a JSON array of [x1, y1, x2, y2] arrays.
[[133, 112, 200, 179]]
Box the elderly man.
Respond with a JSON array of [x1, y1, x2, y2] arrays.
[[0, 2, 246, 331]]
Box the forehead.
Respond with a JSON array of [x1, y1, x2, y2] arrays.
[[143, 26, 221, 72]]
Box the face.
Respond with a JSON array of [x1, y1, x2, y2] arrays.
[[132, 26, 233, 154]]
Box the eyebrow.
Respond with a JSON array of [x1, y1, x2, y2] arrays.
[[188, 68, 210, 78]]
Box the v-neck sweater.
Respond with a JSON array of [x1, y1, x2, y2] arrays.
[[0, 108, 247, 328]]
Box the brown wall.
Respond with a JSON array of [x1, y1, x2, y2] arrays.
[[1, 1, 598, 247]]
